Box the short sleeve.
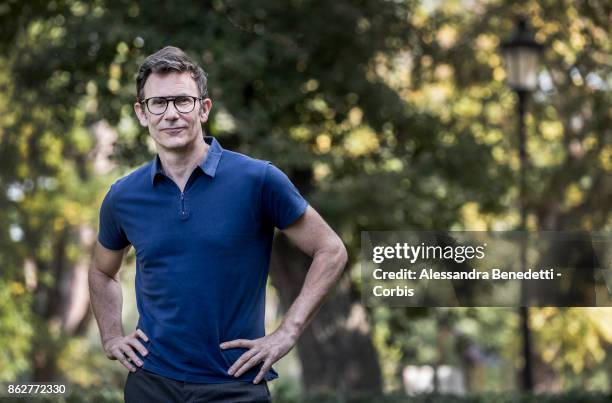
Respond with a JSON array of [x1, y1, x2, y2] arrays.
[[98, 185, 130, 250], [261, 163, 308, 230]]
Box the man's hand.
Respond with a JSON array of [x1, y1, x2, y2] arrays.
[[220, 329, 296, 384], [103, 329, 149, 372]]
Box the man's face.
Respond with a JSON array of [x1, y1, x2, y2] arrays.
[[134, 71, 212, 152]]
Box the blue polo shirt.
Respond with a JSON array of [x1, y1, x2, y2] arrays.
[[97, 136, 308, 383]]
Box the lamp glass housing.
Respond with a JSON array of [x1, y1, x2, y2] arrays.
[[503, 45, 540, 91]]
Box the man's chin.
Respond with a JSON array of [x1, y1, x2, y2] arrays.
[[151, 131, 203, 152], [151, 134, 187, 147], [154, 140, 192, 153]]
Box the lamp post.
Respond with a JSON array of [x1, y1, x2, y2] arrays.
[[501, 16, 543, 391]]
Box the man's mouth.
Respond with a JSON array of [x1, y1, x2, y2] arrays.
[[161, 127, 186, 134]]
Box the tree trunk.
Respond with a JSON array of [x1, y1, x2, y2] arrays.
[[29, 224, 95, 381], [269, 233, 382, 393]]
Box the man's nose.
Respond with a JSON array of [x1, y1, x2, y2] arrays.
[[164, 102, 180, 119]]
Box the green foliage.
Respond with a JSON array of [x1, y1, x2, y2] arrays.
[[366, 0, 611, 391], [531, 308, 612, 389], [0, 279, 33, 380], [0, 0, 609, 393]]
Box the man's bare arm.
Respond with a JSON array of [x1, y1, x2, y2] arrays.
[[275, 206, 347, 340], [220, 205, 348, 383], [89, 241, 149, 372]]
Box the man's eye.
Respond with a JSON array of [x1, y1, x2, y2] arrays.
[[175, 97, 192, 106], [151, 98, 166, 106]]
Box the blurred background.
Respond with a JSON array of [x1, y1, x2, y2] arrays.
[[0, 0, 610, 401]]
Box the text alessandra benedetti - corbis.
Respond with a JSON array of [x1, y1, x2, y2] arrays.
[[370, 268, 559, 297], [373, 268, 557, 281]]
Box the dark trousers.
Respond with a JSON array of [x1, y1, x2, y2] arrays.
[[124, 367, 272, 403]]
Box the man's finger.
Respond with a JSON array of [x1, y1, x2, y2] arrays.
[[228, 348, 258, 376], [220, 339, 253, 349], [113, 349, 136, 372], [136, 329, 149, 342], [233, 352, 265, 378], [120, 344, 143, 367], [119, 355, 137, 372], [110, 346, 125, 361], [253, 359, 273, 384], [127, 338, 149, 357]]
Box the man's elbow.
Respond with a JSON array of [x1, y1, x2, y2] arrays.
[[89, 262, 120, 283], [330, 239, 348, 278]]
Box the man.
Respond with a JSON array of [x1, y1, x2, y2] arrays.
[[89, 46, 347, 403]]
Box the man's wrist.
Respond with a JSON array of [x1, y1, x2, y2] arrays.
[[102, 333, 124, 346], [278, 322, 301, 343]]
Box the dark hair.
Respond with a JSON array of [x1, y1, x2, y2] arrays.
[[136, 46, 208, 101]]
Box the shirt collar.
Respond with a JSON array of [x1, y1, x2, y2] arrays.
[[150, 136, 223, 186]]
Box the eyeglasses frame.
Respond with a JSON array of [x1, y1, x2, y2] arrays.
[[140, 95, 205, 115]]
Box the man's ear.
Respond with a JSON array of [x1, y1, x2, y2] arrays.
[[134, 101, 149, 127], [199, 98, 213, 123]]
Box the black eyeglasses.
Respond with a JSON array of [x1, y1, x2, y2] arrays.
[[141, 96, 203, 115]]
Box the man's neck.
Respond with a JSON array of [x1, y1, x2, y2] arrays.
[[157, 136, 209, 190]]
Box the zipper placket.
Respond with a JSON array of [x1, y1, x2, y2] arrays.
[[180, 191, 185, 216]]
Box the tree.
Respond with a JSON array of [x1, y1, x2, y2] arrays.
[[1, 0, 609, 393], [372, 0, 610, 392]]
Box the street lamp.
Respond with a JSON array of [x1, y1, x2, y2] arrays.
[[501, 18, 543, 92], [501, 16, 543, 392]]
